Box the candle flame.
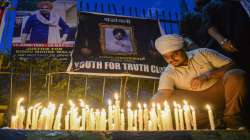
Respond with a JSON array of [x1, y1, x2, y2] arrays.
[[143, 103, 147, 109], [80, 99, 85, 107], [138, 103, 141, 109], [206, 104, 211, 110], [173, 101, 177, 107], [183, 100, 188, 105], [114, 93, 119, 100], [108, 99, 112, 106], [127, 101, 131, 108], [190, 106, 195, 111]]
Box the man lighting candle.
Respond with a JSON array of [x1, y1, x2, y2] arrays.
[[151, 34, 248, 129]]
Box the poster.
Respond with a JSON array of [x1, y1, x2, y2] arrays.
[[12, 0, 77, 60], [68, 12, 167, 78]]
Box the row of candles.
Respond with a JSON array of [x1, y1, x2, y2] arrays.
[[10, 94, 215, 131]]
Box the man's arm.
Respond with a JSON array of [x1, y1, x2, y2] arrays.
[[206, 61, 235, 79], [151, 89, 173, 104], [191, 48, 235, 90], [208, 26, 238, 52]]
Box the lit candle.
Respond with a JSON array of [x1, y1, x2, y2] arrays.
[[133, 110, 137, 131], [150, 103, 157, 130], [120, 109, 125, 130], [164, 101, 173, 130], [65, 111, 70, 130], [127, 101, 133, 130], [17, 106, 25, 129], [114, 93, 120, 130], [100, 109, 107, 131], [148, 120, 152, 131], [80, 100, 86, 131], [11, 116, 17, 129], [178, 104, 184, 130], [138, 103, 143, 131], [15, 98, 24, 116], [190, 106, 197, 130], [108, 99, 113, 130], [173, 101, 180, 130], [53, 104, 63, 130], [183, 100, 191, 130], [156, 103, 162, 130], [95, 109, 100, 130], [25, 106, 33, 129], [31, 103, 41, 129], [206, 105, 215, 130], [143, 103, 149, 131]]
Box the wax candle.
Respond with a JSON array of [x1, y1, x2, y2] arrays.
[[53, 104, 63, 130], [206, 105, 215, 130], [183, 100, 191, 130], [143, 103, 149, 131], [190, 106, 197, 130], [156, 103, 162, 130], [11, 116, 17, 129], [127, 101, 133, 130], [173, 101, 180, 130], [108, 99, 113, 130], [120, 109, 125, 130], [17, 106, 25, 129], [25, 107, 33, 129], [178, 104, 185, 130], [65, 111, 70, 130], [138, 103, 143, 131]]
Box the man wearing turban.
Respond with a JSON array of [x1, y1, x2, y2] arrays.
[[152, 34, 248, 129], [21, 1, 70, 44]]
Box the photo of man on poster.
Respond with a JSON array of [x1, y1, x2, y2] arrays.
[[21, 1, 70, 44], [104, 27, 135, 54]]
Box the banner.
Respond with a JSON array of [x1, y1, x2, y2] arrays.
[[0, 1, 9, 44], [12, 0, 77, 60], [68, 12, 167, 78]]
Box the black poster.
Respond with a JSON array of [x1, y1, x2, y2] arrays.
[[68, 12, 167, 78]]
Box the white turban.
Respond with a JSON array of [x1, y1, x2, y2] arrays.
[[155, 34, 184, 55]]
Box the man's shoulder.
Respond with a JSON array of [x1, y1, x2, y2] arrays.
[[162, 65, 175, 75], [188, 48, 215, 57]]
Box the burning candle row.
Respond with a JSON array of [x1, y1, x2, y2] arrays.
[[10, 95, 215, 131]]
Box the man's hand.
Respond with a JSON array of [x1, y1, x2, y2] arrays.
[[190, 73, 209, 90], [222, 40, 238, 53], [151, 90, 173, 104]]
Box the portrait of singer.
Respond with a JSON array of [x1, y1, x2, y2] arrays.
[[104, 27, 135, 54], [21, 1, 70, 44]]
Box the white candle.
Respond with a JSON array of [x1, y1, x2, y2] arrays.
[[173, 101, 180, 130], [11, 115, 17, 129], [164, 101, 173, 130], [156, 103, 162, 130], [80, 101, 86, 131], [150, 103, 157, 130], [143, 103, 149, 131], [183, 100, 191, 130], [17, 106, 25, 129], [206, 105, 215, 130], [127, 101, 133, 130], [15, 98, 24, 116], [108, 99, 113, 130], [65, 111, 70, 130], [25, 107, 33, 129], [138, 103, 143, 131], [100, 109, 107, 131], [53, 104, 63, 130], [178, 104, 185, 130], [95, 109, 100, 130], [190, 106, 197, 130], [114, 93, 120, 130], [133, 110, 137, 131], [120, 109, 125, 130]]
